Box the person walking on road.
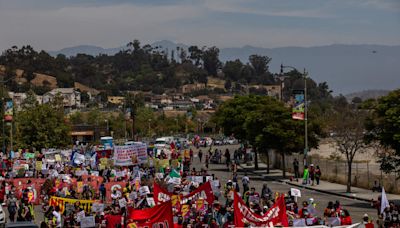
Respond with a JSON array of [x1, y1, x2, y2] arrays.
[[7, 192, 18, 222], [198, 150, 203, 162], [242, 173, 250, 195], [293, 158, 300, 180]]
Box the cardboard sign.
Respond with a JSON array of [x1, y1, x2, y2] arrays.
[[80, 216, 95, 228], [290, 188, 301, 197], [76, 210, 86, 222], [55, 154, 62, 162], [119, 198, 127, 208], [146, 197, 155, 207], [167, 177, 181, 185], [139, 186, 150, 196], [35, 161, 42, 170], [91, 203, 104, 213]]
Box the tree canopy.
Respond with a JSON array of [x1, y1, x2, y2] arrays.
[[365, 89, 400, 174], [214, 95, 321, 174]]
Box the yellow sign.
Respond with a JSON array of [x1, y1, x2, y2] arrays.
[[77, 181, 83, 193], [35, 161, 42, 170], [55, 154, 61, 162]]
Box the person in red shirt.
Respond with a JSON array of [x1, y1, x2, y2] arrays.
[[340, 209, 352, 225]]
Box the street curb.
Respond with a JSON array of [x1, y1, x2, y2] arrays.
[[238, 164, 373, 203]]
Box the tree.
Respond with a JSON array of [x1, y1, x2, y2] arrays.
[[214, 95, 320, 172], [202, 47, 221, 77], [329, 106, 368, 192], [188, 46, 203, 67], [249, 55, 271, 76], [16, 103, 70, 149], [21, 90, 38, 109], [223, 59, 243, 81], [365, 89, 400, 174]]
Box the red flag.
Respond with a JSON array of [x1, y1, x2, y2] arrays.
[[234, 191, 288, 227], [128, 201, 173, 227]]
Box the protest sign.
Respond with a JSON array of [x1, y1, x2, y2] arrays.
[[55, 154, 62, 162], [139, 186, 150, 196], [290, 188, 302, 198], [80, 216, 95, 228], [113, 143, 147, 166], [76, 210, 85, 222], [35, 161, 42, 170], [91, 203, 104, 213], [119, 198, 127, 208], [146, 197, 155, 207]]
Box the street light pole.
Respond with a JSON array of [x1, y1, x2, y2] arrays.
[[280, 64, 309, 166], [304, 68, 308, 166]]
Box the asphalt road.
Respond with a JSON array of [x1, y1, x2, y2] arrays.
[[191, 144, 378, 223]]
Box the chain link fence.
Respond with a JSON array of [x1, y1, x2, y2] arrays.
[[269, 152, 400, 194]]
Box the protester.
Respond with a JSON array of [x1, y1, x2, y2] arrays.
[[241, 173, 250, 195], [315, 165, 321, 185], [302, 165, 309, 185], [0, 140, 389, 227], [293, 158, 300, 180]]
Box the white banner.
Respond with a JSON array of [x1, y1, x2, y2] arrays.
[[113, 143, 147, 166]]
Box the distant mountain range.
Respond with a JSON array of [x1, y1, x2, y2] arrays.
[[48, 41, 400, 95]]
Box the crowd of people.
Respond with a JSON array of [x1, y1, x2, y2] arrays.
[[0, 140, 395, 227]]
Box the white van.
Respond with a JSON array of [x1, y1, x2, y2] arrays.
[[154, 137, 174, 148]]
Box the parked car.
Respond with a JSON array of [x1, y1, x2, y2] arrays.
[[213, 138, 224, 146], [224, 137, 238, 145]]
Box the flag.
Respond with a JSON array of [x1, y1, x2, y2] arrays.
[[169, 169, 181, 178], [381, 187, 389, 214], [128, 201, 173, 227]]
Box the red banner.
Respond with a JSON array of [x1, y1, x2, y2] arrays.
[[153, 181, 214, 210], [128, 201, 173, 228], [10, 178, 46, 205], [234, 191, 288, 227], [105, 182, 125, 203]]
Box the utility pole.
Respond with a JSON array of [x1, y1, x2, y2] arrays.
[[304, 68, 308, 166]]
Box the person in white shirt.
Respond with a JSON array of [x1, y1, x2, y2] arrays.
[[242, 173, 250, 195], [52, 206, 62, 228]]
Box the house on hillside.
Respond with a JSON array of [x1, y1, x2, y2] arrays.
[[8, 91, 44, 110], [181, 83, 206, 94], [43, 88, 81, 109], [107, 96, 125, 105], [265, 85, 281, 100]]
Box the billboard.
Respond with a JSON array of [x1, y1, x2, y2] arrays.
[[292, 90, 305, 120]]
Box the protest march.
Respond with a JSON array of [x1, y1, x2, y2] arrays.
[[0, 138, 394, 227]]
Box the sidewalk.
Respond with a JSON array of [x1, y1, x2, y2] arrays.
[[238, 161, 400, 203]]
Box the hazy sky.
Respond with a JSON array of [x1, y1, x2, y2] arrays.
[[0, 0, 399, 51]]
